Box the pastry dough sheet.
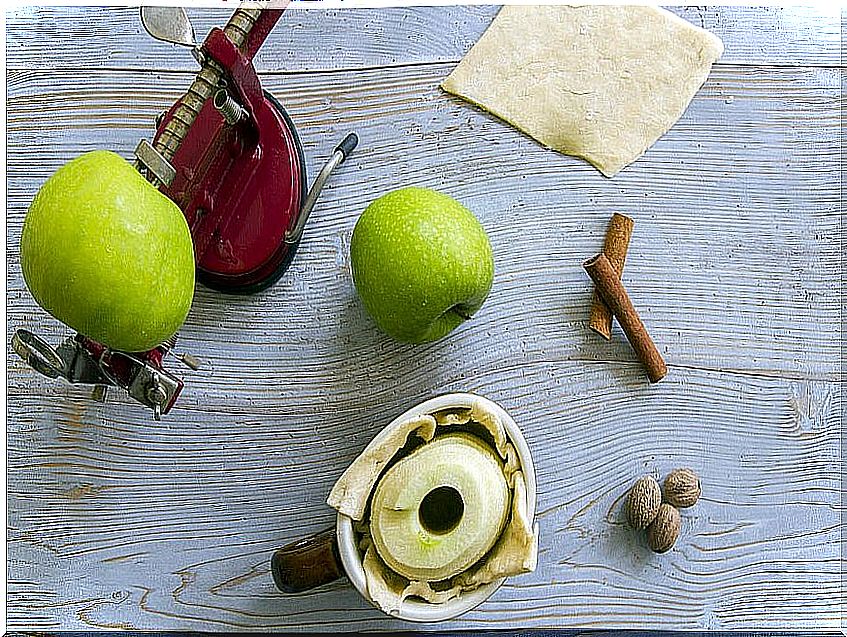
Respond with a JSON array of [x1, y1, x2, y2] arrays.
[[441, 5, 724, 177]]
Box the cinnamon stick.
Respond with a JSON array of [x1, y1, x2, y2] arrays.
[[589, 213, 634, 339], [583, 253, 667, 383]]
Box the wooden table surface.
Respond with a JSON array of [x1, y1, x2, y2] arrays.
[[6, 5, 843, 631]]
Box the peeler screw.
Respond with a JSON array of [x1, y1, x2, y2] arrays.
[[146, 380, 168, 421], [213, 89, 248, 125]]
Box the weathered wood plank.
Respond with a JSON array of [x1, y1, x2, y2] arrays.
[[6, 63, 841, 383], [6, 5, 842, 632], [4, 5, 842, 72], [6, 364, 841, 629]]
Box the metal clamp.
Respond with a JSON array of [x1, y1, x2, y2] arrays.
[[119, 353, 182, 420], [11, 329, 65, 379], [12, 329, 189, 420], [134, 139, 177, 187]]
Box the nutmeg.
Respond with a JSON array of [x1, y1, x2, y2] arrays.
[[663, 468, 701, 508], [647, 503, 681, 553], [625, 475, 661, 529]]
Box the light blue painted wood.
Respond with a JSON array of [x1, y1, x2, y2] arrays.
[[5, 5, 842, 71], [5, 5, 843, 631]]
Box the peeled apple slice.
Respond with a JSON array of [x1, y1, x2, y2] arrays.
[[369, 433, 510, 582]]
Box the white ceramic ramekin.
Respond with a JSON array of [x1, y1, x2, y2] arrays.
[[336, 392, 536, 622]]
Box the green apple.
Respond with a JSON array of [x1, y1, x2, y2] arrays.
[[350, 187, 494, 343], [20, 150, 195, 352]]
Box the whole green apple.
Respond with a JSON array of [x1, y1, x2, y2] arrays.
[[20, 150, 195, 352], [350, 187, 494, 343]]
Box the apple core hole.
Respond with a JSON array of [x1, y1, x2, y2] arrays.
[[419, 486, 464, 535]]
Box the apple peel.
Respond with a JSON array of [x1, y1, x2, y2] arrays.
[[453, 472, 538, 589], [433, 408, 473, 427], [362, 546, 457, 615]]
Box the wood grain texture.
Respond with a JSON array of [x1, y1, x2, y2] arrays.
[[6, 367, 842, 630], [7, 64, 842, 380], [6, 5, 844, 631], [4, 5, 843, 72], [9, 363, 840, 630]]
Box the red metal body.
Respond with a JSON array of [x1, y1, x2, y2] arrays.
[[22, 9, 308, 418], [154, 9, 305, 293], [78, 335, 184, 414]]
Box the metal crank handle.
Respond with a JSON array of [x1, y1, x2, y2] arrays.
[[11, 329, 66, 379], [271, 526, 344, 593], [285, 132, 359, 245]]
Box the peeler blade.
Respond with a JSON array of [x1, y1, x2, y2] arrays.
[[140, 7, 196, 48]]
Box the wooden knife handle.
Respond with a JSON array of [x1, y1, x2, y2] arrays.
[[271, 526, 344, 593]]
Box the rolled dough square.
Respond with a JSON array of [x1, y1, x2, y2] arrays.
[[441, 5, 724, 177]]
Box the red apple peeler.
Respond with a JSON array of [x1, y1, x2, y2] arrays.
[[13, 6, 358, 419]]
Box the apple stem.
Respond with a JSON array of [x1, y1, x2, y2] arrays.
[[453, 307, 473, 321]]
